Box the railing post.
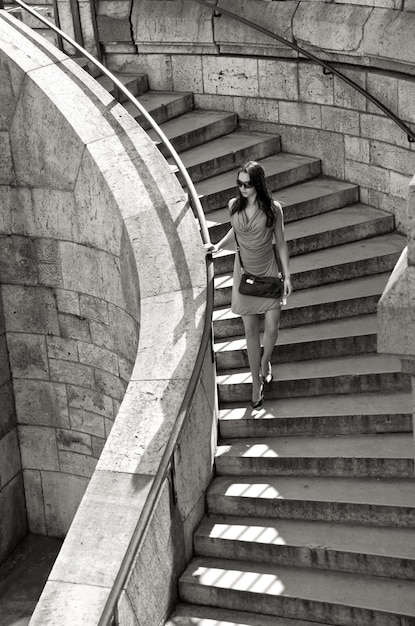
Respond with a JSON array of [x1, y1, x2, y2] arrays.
[[0, 0, 4, 10]]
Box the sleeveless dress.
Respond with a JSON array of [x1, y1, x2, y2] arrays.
[[231, 204, 281, 316]]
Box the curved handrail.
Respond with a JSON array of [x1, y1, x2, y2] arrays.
[[2, 2, 214, 625], [192, 0, 415, 144]]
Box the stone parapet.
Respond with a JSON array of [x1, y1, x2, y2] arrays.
[[0, 10, 215, 624], [378, 177, 415, 463]]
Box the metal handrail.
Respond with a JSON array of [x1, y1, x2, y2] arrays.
[[192, 0, 415, 144], [0, 3, 214, 625]]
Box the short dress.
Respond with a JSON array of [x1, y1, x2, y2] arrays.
[[231, 204, 282, 316]]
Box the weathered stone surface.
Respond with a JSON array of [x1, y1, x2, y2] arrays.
[[398, 79, 415, 124], [7, 332, 49, 380], [258, 59, 298, 101], [46, 336, 78, 362], [371, 141, 415, 176], [0, 131, 13, 185], [69, 409, 106, 438], [108, 303, 139, 362], [378, 258, 415, 357], [74, 146, 123, 257], [79, 294, 108, 324], [58, 313, 91, 342], [279, 101, 322, 129], [12, 188, 78, 240], [131, 0, 216, 54], [0, 187, 14, 234], [19, 425, 59, 471], [29, 580, 110, 626], [0, 235, 37, 285], [2, 285, 59, 334], [48, 470, 153, 586], [95, 369, 126, 401], [174, 381, 215, 521], [294, 3, 372, 53], [42, 471, 89, 536], [55, 289, 80, 316], [172, 54, 203, 93], [0, 380, 15, 439], [202, 55, 259, 98], [366, 73, 398, 116], [49, 359, 96, 390], [216, 0, 298, 57], [333, 68, 367, 111], [59, 451, 98, 478], [0, 473, 27, 562], [14, 380, 70, 428], [299, 64, 334, 105], [97, 378, 188, 475], [126, 480, 185, 626], [364, 9, 415, 68], [0, 54, 25, 131], [0, 427, 21, 487], [60, 242, 123, 307], [97, 0, 134, 43], [322, 106, 360, 135], [345, 159, 390, 194], [23, 468, 46, 534], [345, 136, 370, 163], [78, 341, 118, 375], [233, 96, 279, 125], [67, 385, 114, 418]]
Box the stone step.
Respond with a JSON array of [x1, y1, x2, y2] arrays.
[[213, 233, 405, 307], [172, 130, 281, 184], [206, 475, 415, 527], [218, 391, 413, 438], [215, 314, 378, 370], [207, 178, 359, 239], [195, 516, 415, 579], [147, 109, 238, 157], [213, 205, 395, 276], [285, 204, 395, 257], [197, 153, 321, 214], [96, 72, 149, 104], [124, 90, 194, 129], [215, 433, 414, 478], [167, 603, 325, 626], [212, 273, 389, 339], [179, 557, 415, 625], [217, 354, 410, 402]]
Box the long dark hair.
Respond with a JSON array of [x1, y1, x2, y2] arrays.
[[231, 161, 277, 228]]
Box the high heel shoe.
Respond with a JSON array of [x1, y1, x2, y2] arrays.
[[251, 380, 264, 409], [261, 361, 273, 385]]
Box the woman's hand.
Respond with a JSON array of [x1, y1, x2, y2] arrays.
[[283, 275, 292, 299], [204, 242, 217, 255]]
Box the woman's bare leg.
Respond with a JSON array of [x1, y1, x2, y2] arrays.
[[241, 314, 262, 403], [261, 308, 281, 379]]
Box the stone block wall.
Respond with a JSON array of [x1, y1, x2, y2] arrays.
[[1, 12, 214, 624], [0, 289, 27, 563], [0, 11, 141, 539], [99, 0, 415, 233]]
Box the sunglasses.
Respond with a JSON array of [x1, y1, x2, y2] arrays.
[[237, 179, 254, 189]]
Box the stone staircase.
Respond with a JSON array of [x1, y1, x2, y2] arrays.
[[100, 71, 415, 624]]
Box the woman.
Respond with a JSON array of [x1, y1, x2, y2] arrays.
[[208, 161, 292, 408]]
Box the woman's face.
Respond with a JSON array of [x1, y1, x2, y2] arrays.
[[237, 171, 257, 201]]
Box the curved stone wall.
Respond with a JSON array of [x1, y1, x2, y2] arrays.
[[100, 0, 415, 233], [1, 9, 216, 624]]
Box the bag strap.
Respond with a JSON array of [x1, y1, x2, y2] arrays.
[[234, 232, 283, 277]]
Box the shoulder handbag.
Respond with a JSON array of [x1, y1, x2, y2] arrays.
[[235, 233, 284, 299]]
